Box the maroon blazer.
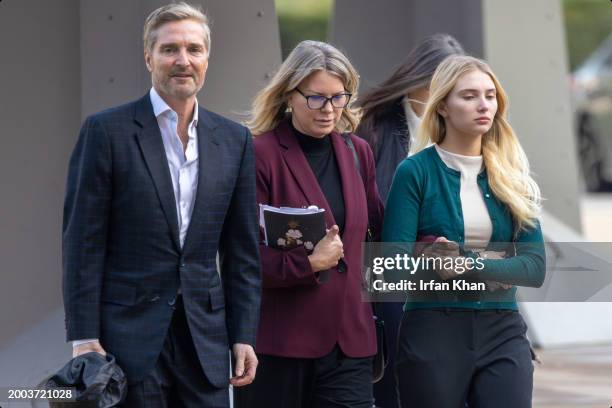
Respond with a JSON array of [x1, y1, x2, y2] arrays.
[[253, 120, 384, 358]]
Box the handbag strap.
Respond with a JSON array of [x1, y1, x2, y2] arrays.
[[342, 133, 364, 181], [342, 133, 373, 242], [342, 134, 379, 317]]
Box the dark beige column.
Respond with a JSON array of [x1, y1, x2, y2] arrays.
[[483, 0, 581, 231], [331, 0, 483, 88], [80, 0, 282, 121]]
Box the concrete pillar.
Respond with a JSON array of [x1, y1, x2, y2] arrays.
[[332, 0, 581, 230], [483, 0, 581, 231], [0, 0, 81, 351]]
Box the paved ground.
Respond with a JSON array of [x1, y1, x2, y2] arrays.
[[581, 193, 612, 242], [533, 343, 612, 407], [532, 194, 612, 407]]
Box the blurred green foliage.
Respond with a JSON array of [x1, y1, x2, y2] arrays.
[[275, 0, 332, 58], [563, 0, 612, 71]]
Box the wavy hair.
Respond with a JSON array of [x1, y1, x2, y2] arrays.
[[247, 40, 360, 135], [413, 55, 541, 232], [143, 2, 211, 56]]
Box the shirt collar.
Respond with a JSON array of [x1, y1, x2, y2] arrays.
[[402, 97, 422, 131], [402, 97, 423, 156], [149, 87, 199, 127]]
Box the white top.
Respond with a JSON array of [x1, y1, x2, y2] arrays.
[[150, 87, 199, 248], [434, 144, 492, 250]]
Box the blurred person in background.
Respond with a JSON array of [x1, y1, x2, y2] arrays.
[[355, 33, 465, 408], [383, 55, 545, 407], [356, 33, 465, 202], [234, 40, 384, 408]]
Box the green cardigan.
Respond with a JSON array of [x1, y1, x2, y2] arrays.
[[382, 145, 546, 310]]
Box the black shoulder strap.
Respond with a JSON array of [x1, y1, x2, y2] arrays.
[[342, 133, 372, 242], [342, 133, 364, 182], [342, 136, 380, 320]]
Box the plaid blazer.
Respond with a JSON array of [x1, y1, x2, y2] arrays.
[[62, 94, 261, 386]]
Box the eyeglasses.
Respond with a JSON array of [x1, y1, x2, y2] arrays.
[[295, 88, 352, 110]]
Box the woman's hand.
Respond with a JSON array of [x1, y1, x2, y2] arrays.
[[422, 236, 460, 258], [481, 250, 506, 260], [308, 225, 344, 273], [422, 237, 462, 280], [481, 250, 514, 290]]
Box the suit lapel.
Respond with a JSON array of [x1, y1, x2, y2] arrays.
[[182, 108, 220, 252], [134, 95, 181, 251], [277, 121, 336, 228]]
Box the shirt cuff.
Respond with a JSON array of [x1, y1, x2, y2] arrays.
[[72, 338, 99, 348]]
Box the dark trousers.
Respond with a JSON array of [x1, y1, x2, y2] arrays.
[[234, 345, 374, 408], [120, 296, 229, 408], [396, 309, 533, 408], [372, 302, 403, 408]]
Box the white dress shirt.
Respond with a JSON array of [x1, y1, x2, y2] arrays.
[[73, 88, 200, 349], [150, 87, 200, 248]]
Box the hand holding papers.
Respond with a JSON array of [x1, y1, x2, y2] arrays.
[[259, 204, 327, 251]]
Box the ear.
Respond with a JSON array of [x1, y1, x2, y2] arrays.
[[144, 51, 153, 72], [437, 101, 448, 118], [286, 93, 294, 110]]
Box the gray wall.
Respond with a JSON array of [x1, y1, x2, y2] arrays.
[[331, 0, 483, 91], [0, 0, 81, 350], [80, 0, 281, 121]]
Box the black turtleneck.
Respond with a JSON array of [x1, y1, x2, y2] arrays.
[[292, 123, 345, 233]]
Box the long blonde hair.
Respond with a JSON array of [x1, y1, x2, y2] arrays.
[[247, 40, 360, 135], [413, 55, 541, 232]]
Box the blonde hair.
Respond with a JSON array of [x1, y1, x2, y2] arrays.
[[143, 2, 211, 55], [413, 55, 541, 232], [247, 40, 360, 135]]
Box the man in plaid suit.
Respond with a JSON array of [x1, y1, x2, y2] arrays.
[[62, 3, 261, 406]]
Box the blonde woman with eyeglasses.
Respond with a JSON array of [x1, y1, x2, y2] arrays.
[[234, 40, 384, 408]]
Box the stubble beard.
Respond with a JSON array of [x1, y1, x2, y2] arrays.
[[157, 75, 202, 101]]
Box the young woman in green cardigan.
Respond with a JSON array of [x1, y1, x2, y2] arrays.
[[382, 55, 545, 407]]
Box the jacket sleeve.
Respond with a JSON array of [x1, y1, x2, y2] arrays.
[[218, 128, 262, 346], [255, 142, 320, 289], [62, 115, 111, 341], [468, 221, 546, 288]]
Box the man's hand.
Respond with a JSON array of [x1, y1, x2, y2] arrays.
[[230, 343, 258, 387], [73, 340, 107, 358]]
